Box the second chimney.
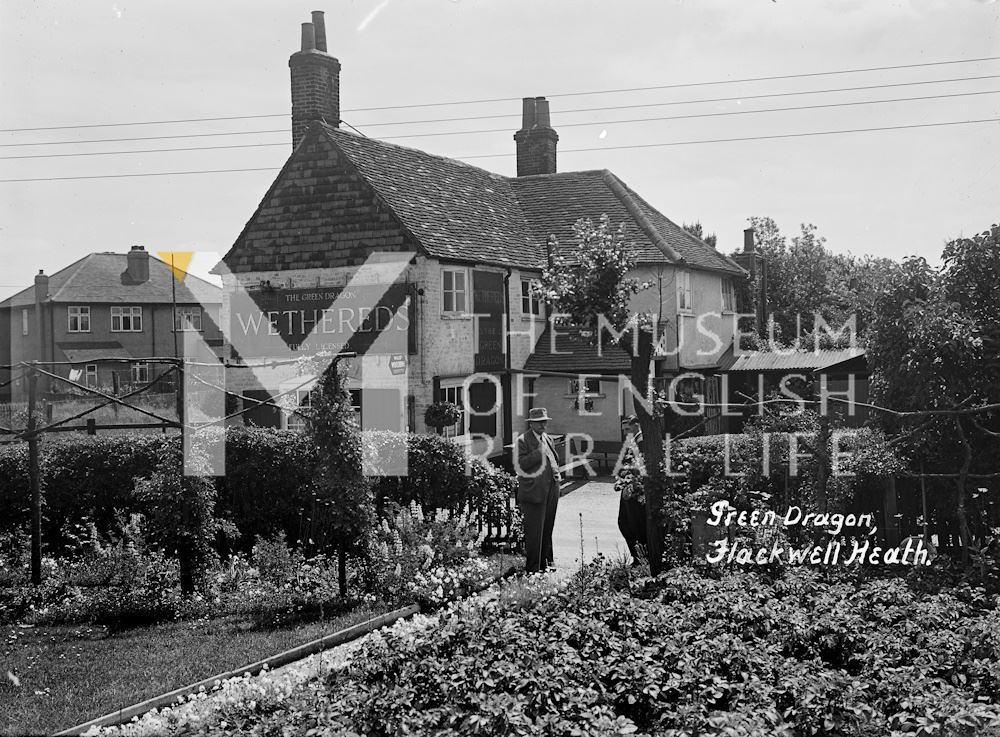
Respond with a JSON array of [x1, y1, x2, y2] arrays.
[[514, 97, 558, 176], [289, 11, 341, 148], [122, 245, 150, 285]]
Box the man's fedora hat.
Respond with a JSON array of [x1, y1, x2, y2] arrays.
[[527, 407, 551, 422]]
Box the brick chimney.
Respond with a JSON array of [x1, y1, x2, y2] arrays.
[[290, 10, 341, 148], [514, 97, 558, 176], [732, 228, 769, 336], [122, 245, 150, 285]]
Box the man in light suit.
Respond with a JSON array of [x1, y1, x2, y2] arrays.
[[515, 407, 562, 573]]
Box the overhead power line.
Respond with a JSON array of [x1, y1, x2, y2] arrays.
[[377, 88, 1000, 141], [1, 117, 997, 183], [0, 129, 289, 149], [356, 74, 1000, 129], [1, 56, 997, 133], [5, 88, 1000, 160], [457, 117, 1000, 159], [0, 142, 288, 161]]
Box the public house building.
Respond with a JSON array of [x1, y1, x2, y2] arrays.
[[216, 12, 748, 459]]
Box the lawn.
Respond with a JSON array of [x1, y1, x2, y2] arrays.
[[1, 551, 523, 737], [1, 607, 384, 736]]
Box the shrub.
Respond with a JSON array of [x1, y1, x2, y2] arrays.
[[2, 515, 186, 630], [133, 445, 236, 595]]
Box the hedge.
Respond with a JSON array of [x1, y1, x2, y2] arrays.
[[0, 428, 514, 554]]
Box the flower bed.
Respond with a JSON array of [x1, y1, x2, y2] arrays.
[[84, 561, 1000, 736]]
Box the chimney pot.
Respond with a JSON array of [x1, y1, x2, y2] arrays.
[[301, 22, 316, 51], [521, 98, 537, 129], [535, 97, 551, 128], [311, 11, 327, 52], [743, 228, 756, 253]]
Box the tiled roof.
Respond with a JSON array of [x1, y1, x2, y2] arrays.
[[524, 325, 633, 374], [511, 170, 742, 274], [725, 348, 867, 372], [621, 182, 745, 273], [326, 128, 543, 268], [0, 252, 221, 308], [220, 123, 744, 275]]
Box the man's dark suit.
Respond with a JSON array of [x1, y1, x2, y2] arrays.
[[515, 430, 562, 572]]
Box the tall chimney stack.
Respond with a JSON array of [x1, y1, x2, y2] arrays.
[[290, 10, 341, 148], [514, 96, 558, 176], [732, 227, 769, 337]]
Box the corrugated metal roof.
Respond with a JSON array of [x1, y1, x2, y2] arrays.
[[726, 348, 866, 372]]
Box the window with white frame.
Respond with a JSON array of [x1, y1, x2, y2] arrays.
[[520, 278, 541, 316], [174, 305, 203, 331], [21, 310, 29, 336], [111, 306, 142, 332], [439, 385, 466, 437], [130, 362, 150, 384], [677, 271, 692, 312], [441, 268, 468, 314], [286, 388, 313, 432], [68, 306, 91, 333], [85, 365, 98, 388], [721, 278, 737, 312]]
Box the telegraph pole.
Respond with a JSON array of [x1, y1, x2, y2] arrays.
[[27, 365, 41, 586]]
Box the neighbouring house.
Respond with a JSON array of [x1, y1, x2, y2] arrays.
[[0, 247, 223, 403], [215, 12, 748, 460]]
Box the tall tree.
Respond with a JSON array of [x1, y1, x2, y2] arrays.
[[867, 224, 1000, 561], [744, 216, 900, 345]]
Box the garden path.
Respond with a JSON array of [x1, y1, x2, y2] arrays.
[[551, 477, 628, 579]]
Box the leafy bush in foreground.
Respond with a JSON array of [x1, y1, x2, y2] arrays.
[[139, 563, 1000, 736]]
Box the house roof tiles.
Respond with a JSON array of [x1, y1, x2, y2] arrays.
[[220, 123, 745, 277], [0, 252, 221, 309]]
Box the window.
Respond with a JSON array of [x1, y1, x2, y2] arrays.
[[21, 310, 28, 336], [440, 385, 465, 437], [174, 306, 202, 331], [521, 278, 541, 316], [677, 271, 692, 312], [111, 306, 142, 332], [349, 390, 363, 421], [441, 268, 467, 314], [85, 365, 98, 388], [130, 362, 150, 384], [68, 306, 91, 333], [286, 389, 312, 432], [721, 278, 737, 312], [568, 378, 601, 396]]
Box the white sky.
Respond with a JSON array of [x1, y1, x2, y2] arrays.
[[1, 0, 998, 301]]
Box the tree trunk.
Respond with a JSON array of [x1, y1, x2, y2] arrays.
[[628, 329, 667, 575], [954, 418, 974, 565], [338, 542, 347, 597]]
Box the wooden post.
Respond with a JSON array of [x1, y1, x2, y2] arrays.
[[86, 418, 96, 435], [27, 365, 42, 586]]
